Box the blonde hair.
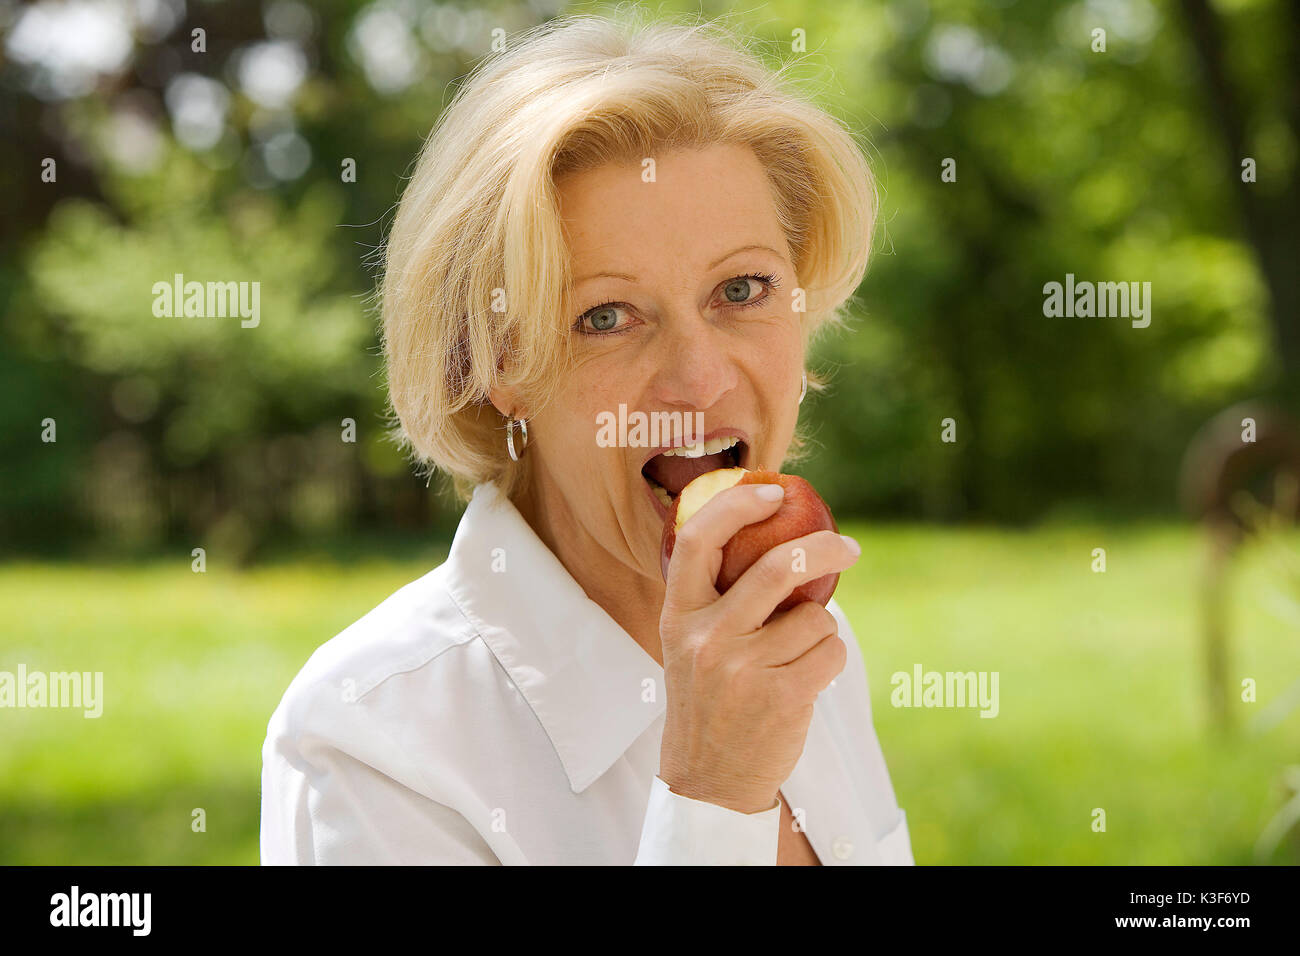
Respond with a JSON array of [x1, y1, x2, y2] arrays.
[[380, 11, 877, 503]]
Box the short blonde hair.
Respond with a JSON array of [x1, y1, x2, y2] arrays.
[[380, 11, 876, 503]]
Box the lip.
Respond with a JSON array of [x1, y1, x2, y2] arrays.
[[643, 478, 672, 523], [638, 427, 753, 469]]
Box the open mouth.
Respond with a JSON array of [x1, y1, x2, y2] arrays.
[[642, 436, 748, 511]]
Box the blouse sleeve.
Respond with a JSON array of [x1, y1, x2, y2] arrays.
[[633, 774, 782, 865]]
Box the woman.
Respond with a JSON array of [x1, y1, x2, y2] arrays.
[[260, 12, 912, 866]]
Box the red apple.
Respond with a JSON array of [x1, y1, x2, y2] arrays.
[[660, 467, 840, 613]]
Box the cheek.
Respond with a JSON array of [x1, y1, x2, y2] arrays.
[[577, 349, 650, 404], [745, 319, 803, 378], [544, 368, 633, 460]]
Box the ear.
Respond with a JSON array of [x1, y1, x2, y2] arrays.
[[488, 386, 521, 420]]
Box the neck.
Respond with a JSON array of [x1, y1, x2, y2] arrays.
[[512, 478, 667, 668]]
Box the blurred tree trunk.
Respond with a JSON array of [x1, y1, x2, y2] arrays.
[[1179, 0, 1300, 403]]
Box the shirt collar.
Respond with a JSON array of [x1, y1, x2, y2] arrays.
[[442, 481, 666, 794]]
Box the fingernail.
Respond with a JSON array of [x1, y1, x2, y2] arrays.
[[840, 535, 861, 557], [755, 484, 784, 501]]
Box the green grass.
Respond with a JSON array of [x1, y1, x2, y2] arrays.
[[1, 523, 1298, 864]]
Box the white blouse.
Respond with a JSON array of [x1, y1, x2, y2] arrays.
[[260, 481, 914, 865]]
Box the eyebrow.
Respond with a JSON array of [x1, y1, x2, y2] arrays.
[[571, 244, 785, 286]]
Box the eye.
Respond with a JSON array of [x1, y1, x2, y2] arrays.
[[718, 273, 779, 308], [575, 302, 633, 335]]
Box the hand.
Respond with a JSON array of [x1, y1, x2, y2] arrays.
[[656, 481, 861, 814]]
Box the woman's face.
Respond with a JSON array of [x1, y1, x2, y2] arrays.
[[514, 142, 805, 584]]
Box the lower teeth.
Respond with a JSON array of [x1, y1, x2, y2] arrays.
[[651, 483, 672, 508]]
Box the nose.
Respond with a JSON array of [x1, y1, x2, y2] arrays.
[[648, 312, 739, 411]]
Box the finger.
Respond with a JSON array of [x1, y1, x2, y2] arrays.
[[711, 529, 859, 628], [780, 630, 848, 698], [747, 601, 839, 667], [663, 482, 787, 611]]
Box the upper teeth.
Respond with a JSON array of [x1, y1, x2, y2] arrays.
[[659, 435, 741, 458]]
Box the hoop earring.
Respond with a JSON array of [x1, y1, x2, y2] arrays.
[[798, 371, 808, 406], [506, 417, 529, 462]]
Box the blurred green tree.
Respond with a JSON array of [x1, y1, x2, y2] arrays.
[[0, 0, 1294, 549]]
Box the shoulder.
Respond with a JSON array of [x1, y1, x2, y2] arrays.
[[261, 563, 503, 783], [282, 564, 476, 706]]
